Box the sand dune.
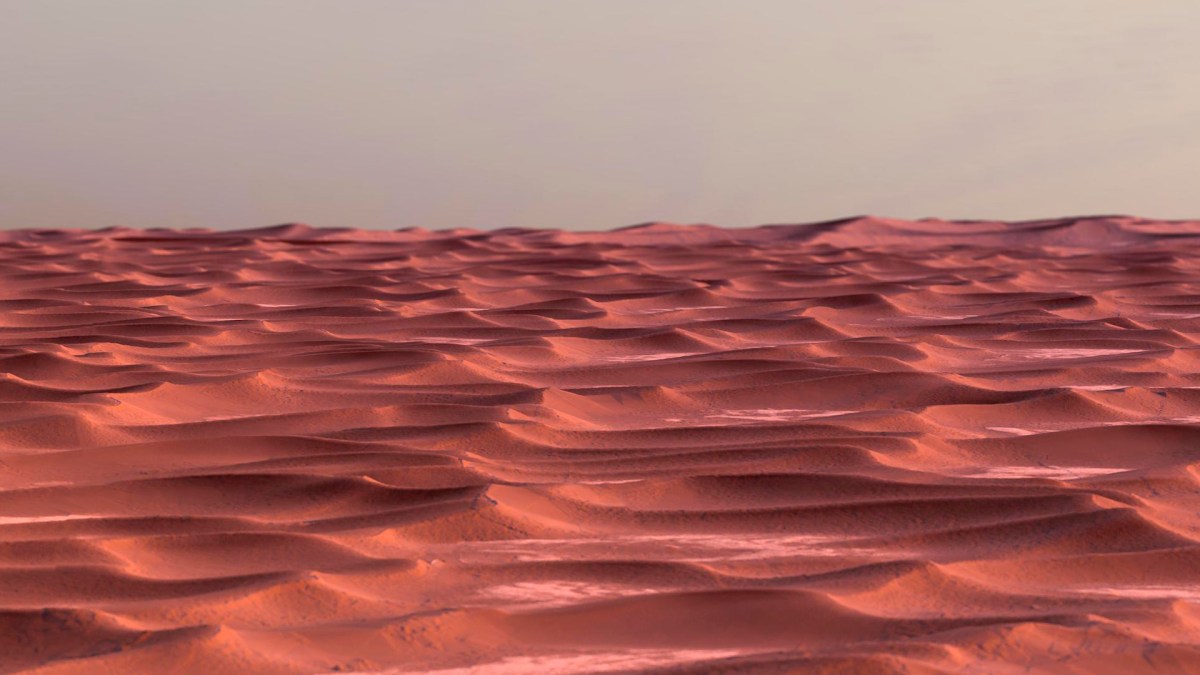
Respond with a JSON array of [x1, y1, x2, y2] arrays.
[[1, 216, 1199, 673]]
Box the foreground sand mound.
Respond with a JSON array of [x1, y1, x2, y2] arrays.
[[1, 218, 1199, 673]]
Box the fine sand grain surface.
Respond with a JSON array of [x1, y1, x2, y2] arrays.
[[1, 216, 1199, 673]]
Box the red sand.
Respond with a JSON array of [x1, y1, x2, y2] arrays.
[[1, 216, 1199, 673]]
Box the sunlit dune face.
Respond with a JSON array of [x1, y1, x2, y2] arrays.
[[603, 352, 698, 363], [456, 533, 880, 564], [704, 409, 856, 422], [0, 514, 105, 525], [404, 649, 746, 675], [1004, 348, 1148, 360], [964, 466, 1128, 481], [473, 580, 664, 609], [1077, 586, 1200, 601]]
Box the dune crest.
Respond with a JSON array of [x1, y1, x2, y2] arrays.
[[1, 220, 1199, 673]]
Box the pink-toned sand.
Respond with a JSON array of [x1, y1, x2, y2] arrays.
[[1, 216, 1199, 674]]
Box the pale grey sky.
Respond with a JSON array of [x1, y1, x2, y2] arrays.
[[3, 1, 1199, 230]]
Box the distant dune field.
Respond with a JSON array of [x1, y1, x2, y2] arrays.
[[1, 217, 1198, 673]]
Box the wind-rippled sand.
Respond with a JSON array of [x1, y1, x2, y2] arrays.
[[1, 216, 1199, 673]]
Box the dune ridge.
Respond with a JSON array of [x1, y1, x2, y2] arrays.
[[1, 217, 1199, 673]]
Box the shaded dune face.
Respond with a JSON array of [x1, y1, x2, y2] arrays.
[[0, 216, 1199, 673]]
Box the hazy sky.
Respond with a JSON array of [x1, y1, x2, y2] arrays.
[[3, 1, 1200, 230]]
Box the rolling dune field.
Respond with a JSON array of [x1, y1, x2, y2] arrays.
[[1, 217, 1199, 673]]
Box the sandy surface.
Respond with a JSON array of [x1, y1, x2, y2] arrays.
[[1, 216, 1199, 673]]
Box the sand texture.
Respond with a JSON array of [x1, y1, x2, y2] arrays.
[[1, 216, 1199, 673]]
